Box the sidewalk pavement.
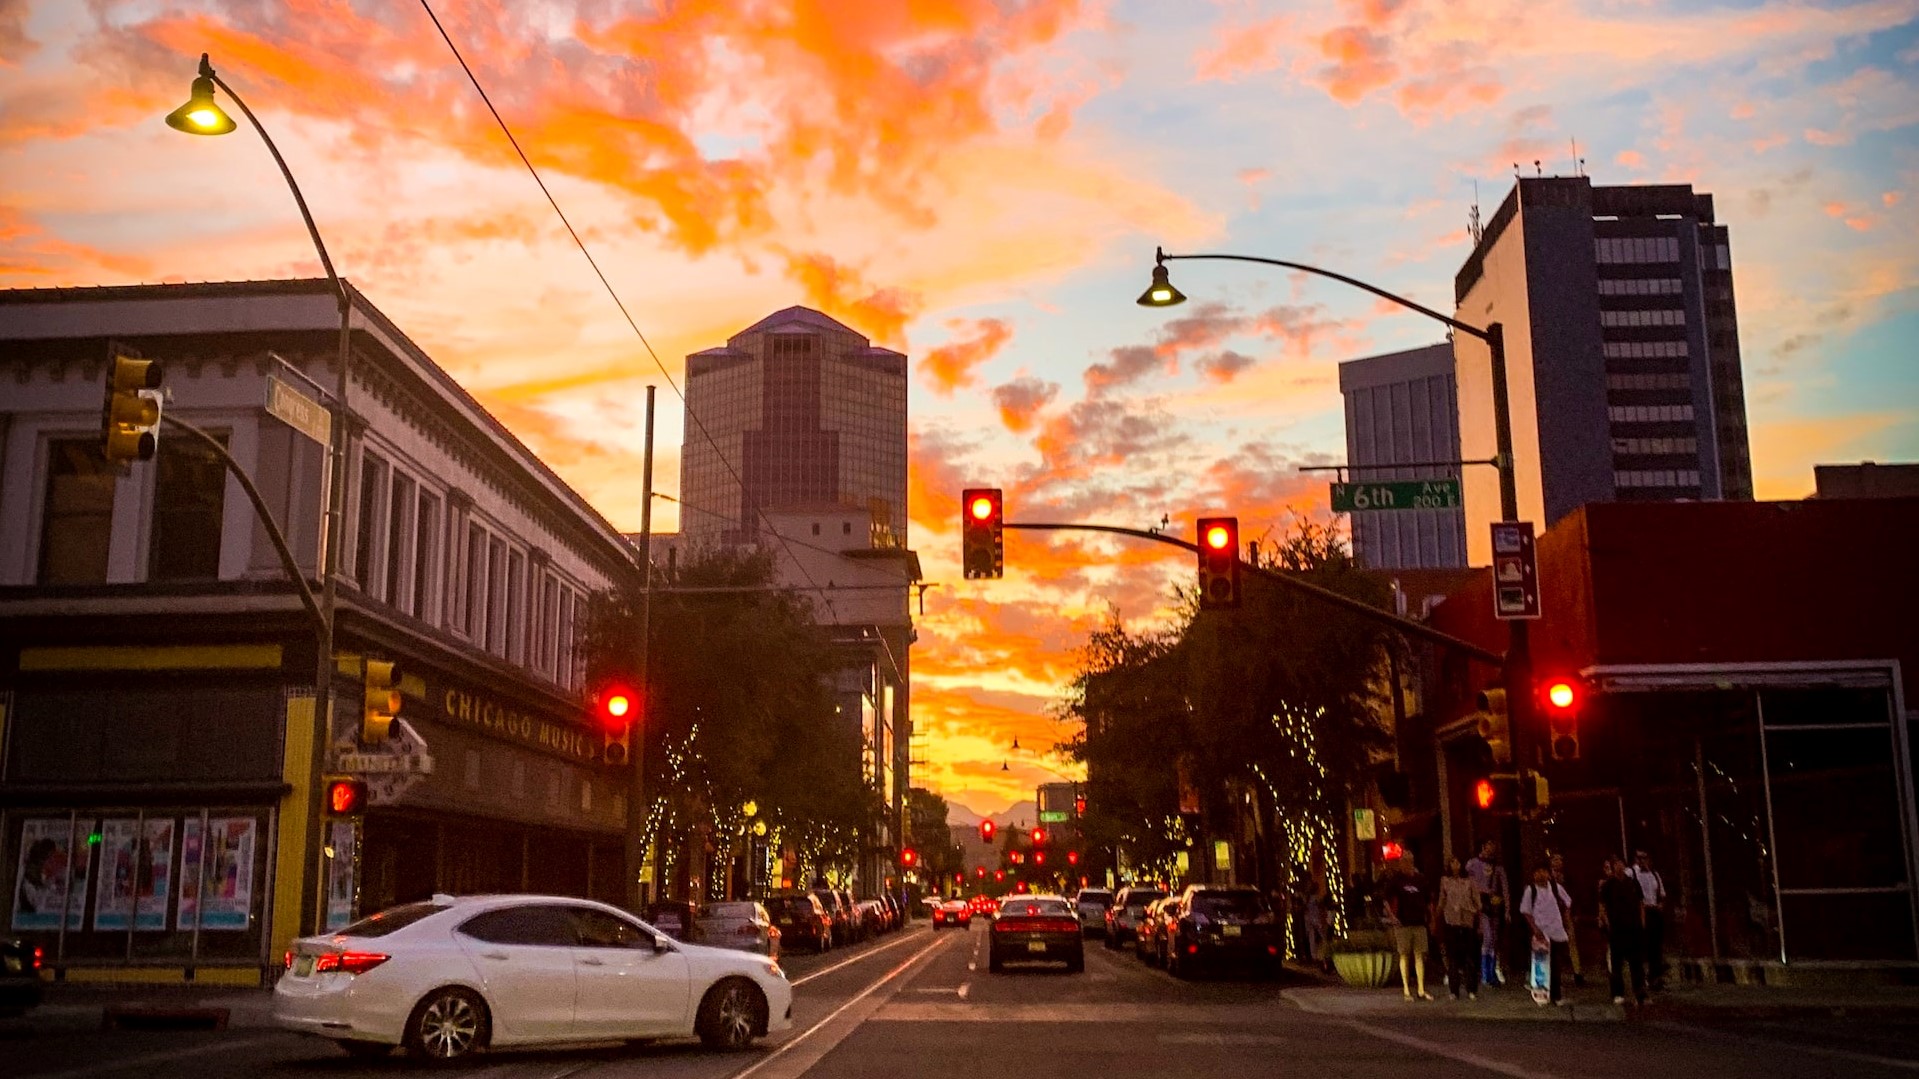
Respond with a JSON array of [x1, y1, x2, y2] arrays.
[[4, 981, 277, 1032], [1280, 964, 1919, 1023]]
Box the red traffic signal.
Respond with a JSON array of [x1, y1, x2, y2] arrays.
[[1195, 516, 1241, 609], [1473, 775, 1521, 814], [1539, 676, 1584, 760], [1379, 840, 1404, 862], [325, 778, 369, 817], [1034, 850, 1046, 866], [1030, 826, 1046, 845], [961, 487, 1004, 579], [597, 684, 637, 728], [901, 848, 918, 868], [980, 819, 996, 842], [976, 866, 986, 878], [1074, 794, 1086, 816], [1067, 850, 1079, 866]]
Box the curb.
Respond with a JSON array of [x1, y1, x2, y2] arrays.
[[1282, 987, 1627, 1022]]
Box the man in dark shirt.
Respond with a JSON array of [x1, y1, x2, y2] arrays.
[[1384, 856, 1434, 1000], [1598, 857, 1648, 1005]]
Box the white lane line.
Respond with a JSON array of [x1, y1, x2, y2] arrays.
[[1649, 1020, 1919, 1072], [727, 932, 951, 1079], [1341, 1019, 1569, 1079], [29, 1035, 282, 1079], [790, 929, 929, 986]]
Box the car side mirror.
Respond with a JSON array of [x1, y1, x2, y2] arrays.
[[652, 934, 672, 953]]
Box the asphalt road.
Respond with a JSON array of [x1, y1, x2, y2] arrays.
[[8, 922, 1919, 1079]]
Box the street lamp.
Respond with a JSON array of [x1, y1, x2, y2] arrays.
[[169, 51, 353, 938]]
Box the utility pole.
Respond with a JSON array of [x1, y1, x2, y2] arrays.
[[626, 385, 655, 913]]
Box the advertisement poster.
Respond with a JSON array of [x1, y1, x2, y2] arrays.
[[324, 821, 357, 931], [11, 818, 92, 931], [92, 818, 175, 932], [198, 818, 257, 931], [176, 819, 204, 931]]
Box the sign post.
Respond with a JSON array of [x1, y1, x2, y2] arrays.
[[1490, 521, 1541, 620]]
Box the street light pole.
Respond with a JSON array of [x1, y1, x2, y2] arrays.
[[171, 53, 352, 937]]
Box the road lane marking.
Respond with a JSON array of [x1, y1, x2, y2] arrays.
[[870, 1002, 1284, 1023], [1649, 1020, 1919, 1072], [1159, 1032, 1286, 1047], [28, 1035, 281, 1079], [790, 928, 929, 986], [1341, 1019, 1568, 1079], [727, 932, 951, 1079]]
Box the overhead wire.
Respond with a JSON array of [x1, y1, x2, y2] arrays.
[[417, 0, 850, 623]]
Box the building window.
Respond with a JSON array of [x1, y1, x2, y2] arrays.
[[1608, 405, 1696, 423], [1607, 373, 1691, 390], [148, 433, 229, 581], [1615, 469, 1701, 488], [1603, 341, 1689, 359], [1598, 278, 1683, 296], [1596, 236, 1680, 264], [385, 473, 414, 609], [354, 454, 386, 590], [38, 439, 116, 584], [557, 587, 576, 690], [487, 538, 508, 656], [1600, 309, 1687, 327], [1612, 436, 1698, 455], [413, 494, 439, 618], [465, 524, 486, 640], [506, 550, 526, 663]]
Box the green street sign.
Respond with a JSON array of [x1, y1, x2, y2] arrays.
[[1330, 479, 1461, 513]]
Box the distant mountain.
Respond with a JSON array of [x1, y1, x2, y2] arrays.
[[944, 799, 1038, 829]]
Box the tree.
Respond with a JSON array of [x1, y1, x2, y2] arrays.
[[906, 787, 959, 887]]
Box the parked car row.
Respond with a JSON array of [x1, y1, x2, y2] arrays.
[[1118, 884, 1283, 979], [762, 888, 906, 954]]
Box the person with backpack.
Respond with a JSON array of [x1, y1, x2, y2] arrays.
[[1598, 856, 1649, 1005], [1519, 865, 1574, 1005], [1628, 849, 1669, 989]]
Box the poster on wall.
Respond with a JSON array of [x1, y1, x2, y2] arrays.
[[92, 818, 175, 932], [11, 818, 93, 931], [198, 818, 257, 930], [176, 819, 204, 931], [324, 821, 357, 930]]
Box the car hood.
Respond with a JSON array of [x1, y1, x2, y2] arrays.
[[674, 940, 784, 977]]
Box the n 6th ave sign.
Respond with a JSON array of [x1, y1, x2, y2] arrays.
[[1329, 479, 1460, 513]]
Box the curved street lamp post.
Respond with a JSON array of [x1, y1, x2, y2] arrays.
[[170, 53, 353, 938]]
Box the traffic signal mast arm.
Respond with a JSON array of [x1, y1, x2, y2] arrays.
[[1002, 520, 1504, 667]]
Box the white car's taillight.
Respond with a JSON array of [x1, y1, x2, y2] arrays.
[[312, 951, 390, 975]]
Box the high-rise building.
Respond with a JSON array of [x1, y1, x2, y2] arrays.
[[680, 307, 908, 548], [1338, 342, 1468, 569], [1452, 177, 1753, 563]]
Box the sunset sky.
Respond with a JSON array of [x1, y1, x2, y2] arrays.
[[4, 1, 1915, 819]]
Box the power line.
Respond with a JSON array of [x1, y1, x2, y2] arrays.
[[416, 0, 843, 623]]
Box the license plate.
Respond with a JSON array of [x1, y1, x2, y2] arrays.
[[293, 955, 314, 977], [1223, 926, 1242, 937], [1027, 941, 1047, 953]]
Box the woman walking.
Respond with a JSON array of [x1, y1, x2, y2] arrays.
[[1437, 857, 1482, 1000]]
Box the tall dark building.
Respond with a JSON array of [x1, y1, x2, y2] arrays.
[[1338, 342, 1468, 569], [680, 307, 908, 547], [1452, 178, 1753, 563]]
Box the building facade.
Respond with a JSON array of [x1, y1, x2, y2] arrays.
[[1453, 178, 1754, 563], [1338, 342, 1469, 569], [0, 281, 638, 982], [680, 307, 909, 548]]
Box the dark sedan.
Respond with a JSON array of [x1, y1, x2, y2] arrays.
[[0, 937, 44, 1017], [988, 895, 1083, 973], [1162, 886, 1282, 979], [765, 892, 834, 952]]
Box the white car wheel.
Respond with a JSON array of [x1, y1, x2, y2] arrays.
[[406, 987, 489, 1062], [697, 977, 765, 1050]]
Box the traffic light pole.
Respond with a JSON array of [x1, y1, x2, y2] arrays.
[[627, 386, 656, 913]]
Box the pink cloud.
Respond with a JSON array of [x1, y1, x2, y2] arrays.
[[1194, 16, 1292, 81], [991, 376, 1059, 433], [918, 317, 1013, 395]]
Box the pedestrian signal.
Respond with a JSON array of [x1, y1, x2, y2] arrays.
[[325, 777, 369, 817]]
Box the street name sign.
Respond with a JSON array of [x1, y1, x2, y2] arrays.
[[1490, 521, 1541, 620], [1330, 479, 1460, 513], [265, 374, 332, 447]]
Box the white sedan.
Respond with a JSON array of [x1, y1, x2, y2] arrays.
[[274, 894, 793, 1062]]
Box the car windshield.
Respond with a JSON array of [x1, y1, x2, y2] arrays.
[[766, 898, 815, 914], [705, 903, 757, 919], [336, 901, 448, 938], [1125, 891, 1166, 909], [1191, 892, 1269, 918], [999, 898, 1072, 918], [1077, 890, 1114, 906]]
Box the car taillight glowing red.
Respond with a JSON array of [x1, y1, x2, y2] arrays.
[[312, 951, 390, 975], [31, 946, 43, 970]]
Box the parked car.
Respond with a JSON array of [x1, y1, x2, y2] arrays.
[[1160, 886, 1281, 979], [987, 894, 1084, 973], [932, 898, 972, 929], [274, 895, 792, 1062], [644, 899, 707, 943], [698, 901, 780, 958], [765, 893, 833, 953], [878, 894, 903, 931], [1106, 886, 1165, 949], [0, 937, 44, 1017], [1073, 888, 1114, 937], [1134, 896, 1176, 965], [855, 899, 889, 937], [812, 889, 855, 944]]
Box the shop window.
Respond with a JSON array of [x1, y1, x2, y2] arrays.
[[148, 434, 227, 581], [465, 524, 487, 640], [413, 494, 439, 618], [385, 472, 414, 608], [38, 439, 116, 584], [353, 454, 386, 589]]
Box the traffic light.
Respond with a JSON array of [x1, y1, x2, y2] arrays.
[[1379, 840, 1404, 862], [102, 354, 164, 463], [1195, 517, 1241, 609], [1522, 771, 1551, 811], [361, 659, 401, 744], [980, 819, 996, 842], [1473, 775, 1521, 814], [901, 848, 918, 869], [1067, 850, 1079, 866], [1539, 676, 1583, 760], [324, 777, 369, 817], [1475, 687, 1512, 766], [1034, 850, 1046, 866], [1030, 826, 1047, 846], [976, 866, 986, 879], [961, 488, 1004, 579], [994, 869, 1005, 882], [597, 683, 636, 766], [1074, 793, 1086, 816]]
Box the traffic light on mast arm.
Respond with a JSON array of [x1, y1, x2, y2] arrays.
[[1195, 517, 1241, 609], [1539, 676, 1584, 760], [102, 353, 164, 464], [361, 659, 402, 744], [595, 683, 636, 766], [979, 819, 996, 843], [961, 488, 1004, 579]]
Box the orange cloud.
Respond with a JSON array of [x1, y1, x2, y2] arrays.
[[1317, 26, 1398, 104], [991, 376, 1059, 433], [1194, 16, 1292, 82], [782, 251, 919, 347], [918, 317, 1013, 395]]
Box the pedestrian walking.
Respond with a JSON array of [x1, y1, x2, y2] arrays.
[[1437, 857, 1481, 1000], [1383, 856, 1435, 1000], [1628, 849, 1669, 989], [1519, 866, 1574, 1005], [1304, 876, 1332, 971], [1550, 852, 1585, 987], [1465, 840, 1508, 987], [1598, 857, 1648, 1005]]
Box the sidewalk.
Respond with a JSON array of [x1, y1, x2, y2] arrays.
[[5, 981, 277, 1032], [1281, 966, 1919, 1023]]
